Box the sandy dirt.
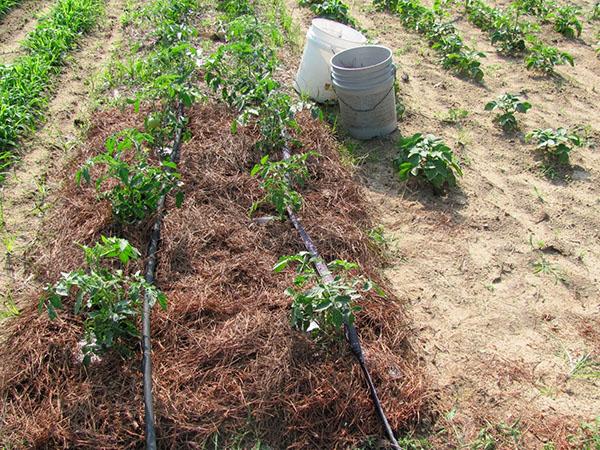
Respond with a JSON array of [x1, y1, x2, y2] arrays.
[[0, 0, 125, 329], [283, 0, 600, 445]]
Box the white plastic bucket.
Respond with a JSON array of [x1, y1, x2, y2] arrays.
[[331, 45, 397, 140], [294, 18, 367, 103]]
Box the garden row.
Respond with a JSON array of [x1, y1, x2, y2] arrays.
[[3, 0, 420, 447], [464, 0, 576, 73], [0, 0, 103, 178]]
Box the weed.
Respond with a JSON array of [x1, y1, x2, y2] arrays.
[[532, 255, 565, 284], [394, 133, 462, 191], [527, 127, 582, 164], [438, 108, 469, 124], [591, 2, 600, 20], [39, 236, 166, 364], [532, 185, 545, 203], [76, 128, 183, 224], [568, 353, 600, 380], [274, 252, 380, 338], [484, 93, 531, 132], [0, 292, 20, 320], [249, 152, 316, 218]]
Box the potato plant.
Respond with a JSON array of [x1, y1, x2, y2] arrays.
[[377, 0, 485, 81], [394, 133, 462, 191], [484, 93, 531, 132], [550, 5, 582, 38], [39, 236, 167, 364], [274, 252, 378, 338], [76, 128, 183, 224], [526, 127, 582, 163], [525, 40, 574, 74]]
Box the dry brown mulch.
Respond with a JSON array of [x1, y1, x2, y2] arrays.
[[0, 104, 427, 449]]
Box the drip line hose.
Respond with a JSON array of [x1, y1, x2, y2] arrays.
[[142, 103, 185, 450], [282, 145, 401, 450]]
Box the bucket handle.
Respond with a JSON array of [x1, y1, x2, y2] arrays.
[[332, 65, 397, 113]]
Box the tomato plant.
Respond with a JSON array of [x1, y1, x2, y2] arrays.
[[76, 128, 183, 224], [525, 40, 574, 73], [274, 252, 379, 339], [550, 5, 582, 38], [39, 236, 167, 364]]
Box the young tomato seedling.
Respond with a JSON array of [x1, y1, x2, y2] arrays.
[[274, 252, 380, 339], [250, 151, 317, 219], [485, 93, 531, 132], [39, 236, 167, 364], [394, 133, 462, 192]]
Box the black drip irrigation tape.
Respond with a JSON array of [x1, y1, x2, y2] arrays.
[[282, 144, 401, 450], [142, 103, 185, 450]]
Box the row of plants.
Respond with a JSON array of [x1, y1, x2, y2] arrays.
[[375, 0, 485, 81], [0, 0, 20, 18], [0, 0, 103, 179], [38, 0, 201, 363], [463, 0, 574, 74], [511, 0, 584, 38], [298, 0, 358, 27], [393, 91, 583, 194], [204, 0, 380, 340]]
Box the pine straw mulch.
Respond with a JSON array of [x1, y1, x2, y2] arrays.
[[0, 103, 428, 449]]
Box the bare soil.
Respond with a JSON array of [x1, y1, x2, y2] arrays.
[[285, 0, 600, 445]]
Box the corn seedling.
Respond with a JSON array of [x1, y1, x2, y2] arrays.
[[394, 133, 462, 191], [591, 2, 600, 20], [76, 128, 183, 224], [0, 292, 20, 320], [250, 152, 316, 218], [274, 252, 379, 338], [0, 0, 103, 171], [526, 127, 582, 163], [485, 93, 531, 132], [39, 236, 167, 364], [568, 352, 600, 380]]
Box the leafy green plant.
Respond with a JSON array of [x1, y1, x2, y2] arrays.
[[439, 108, 469, 123], [441, 49, 485, 81], [76, 128, 183, 224], [484, 93, 531, 131], [39, 236, 167, 364], [273, 252, 378, 338], [0, 0, 103, 176], [394, 133, 462, 191], [526, 127, 582, 163], [300, 0, 357, 26], [525, 41, 574, 73], [591, 2, 600, 20], [379, 0, 485, 81], [511, 0, 552, 19], [550, 5, 582, 38], [250, 152, 316, 218]]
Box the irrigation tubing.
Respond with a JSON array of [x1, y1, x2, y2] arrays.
[[281, 145, 401, 450], [142, 103, 185, 450]]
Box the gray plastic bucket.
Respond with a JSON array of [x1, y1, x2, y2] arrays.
[[330, 45, 397, 140]]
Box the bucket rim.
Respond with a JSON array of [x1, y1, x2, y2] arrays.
[[311, 18, 366, 44], [330, 45, 393, 72]]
